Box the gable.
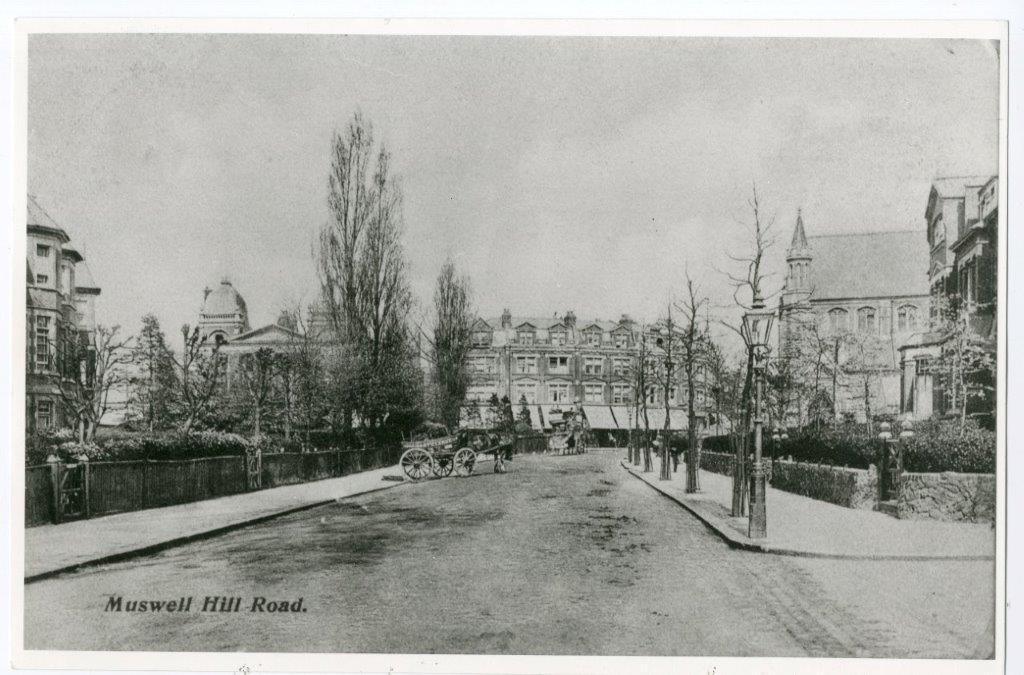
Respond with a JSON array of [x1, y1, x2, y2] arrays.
[[515, 322, 536, 330], [471, 318, 493, 331], [229, 323, 301, 345]]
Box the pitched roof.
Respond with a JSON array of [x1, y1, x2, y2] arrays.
[[930, 175, 992, 199], [27, 194, 70, 242], [808, 230, 929, 300]]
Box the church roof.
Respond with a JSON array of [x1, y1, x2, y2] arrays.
[[202, 279, 248, 317], [808, 230, 929, 300]]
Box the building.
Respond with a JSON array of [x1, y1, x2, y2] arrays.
[[26, 195, 101, 432], [899, 175, 998, 423], [196, 279, 307, 388], [777, 211, 930, 423], [463, 309, 708, 436]]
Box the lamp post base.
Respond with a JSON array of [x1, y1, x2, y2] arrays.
[[748, 467, 767, 539]]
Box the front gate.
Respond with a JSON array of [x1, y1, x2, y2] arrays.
[[58, 462, 88, 522], [878, 441, 903, 503], [246, 448, 262, 490]]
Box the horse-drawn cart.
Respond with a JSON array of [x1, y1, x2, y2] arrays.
[[399, 432, 514, 481]]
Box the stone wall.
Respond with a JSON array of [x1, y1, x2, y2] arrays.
[[897, 472, 996, 523]]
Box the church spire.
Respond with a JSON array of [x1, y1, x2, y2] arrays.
[[790, 208, 809, 251]]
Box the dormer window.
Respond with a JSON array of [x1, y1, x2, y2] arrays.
[[614, 332, 629, 349], [471, 330, 492, 347], [549, 328, 567, 346], [584, 329, 601, 347], [516, 326, 535, 344]]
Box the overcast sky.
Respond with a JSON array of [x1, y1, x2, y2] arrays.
[[27, 35, 999, 350]]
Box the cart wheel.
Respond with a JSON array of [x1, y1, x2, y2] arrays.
[[432, 454, 454, 478], [453, 447, 476, 477], [401, 448, 433, 481]]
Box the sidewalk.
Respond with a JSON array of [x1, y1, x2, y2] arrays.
[[622, 460, 995, 561], [24, 464, 406, 582]]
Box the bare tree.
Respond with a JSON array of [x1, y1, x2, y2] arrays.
[[624, 325, 657, 472], [652, 306, 687, 480], [674, 274, 710, 492], [717, 184, 777, 516], [237, 347, 279, 438], [933, 292, 996, 434], [54, 325, 134, 443], [167, 325, 224, 433]]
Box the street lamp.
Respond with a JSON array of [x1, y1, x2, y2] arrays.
[[771, 427, 781, 478], [743, 292, 775, 539]]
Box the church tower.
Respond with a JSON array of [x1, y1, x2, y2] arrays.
[[783, 209, 813, 308], [779, 210, 814, 356]]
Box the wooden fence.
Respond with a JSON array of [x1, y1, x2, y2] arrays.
[[25, 445, 402, 528]]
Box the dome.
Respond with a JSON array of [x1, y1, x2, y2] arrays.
[[201, 279, 248, 318]]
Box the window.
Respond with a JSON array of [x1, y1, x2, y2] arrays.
[[514, 381, 537, 404], [36, 244, 50, 257], [646, 386, 659, 405], [469, 356, 494, 375], [36, 400, 53, 429], [549, 329, 567, 346], [514, 355, 537, 374], [584, 383, 604, 403], [35, 315, 50, 366], [857, 307, 876, 334], [466, 385, 493, 402], [897, 305, 918, 332], [516, 328, 535, 345], [547, 356, 569, 374], [668, 386, 678, 404], [612, 357, 631, 376], [548, 382, 571, 403], [584, 330, 602, 347], [612, 384, 631, 404], [36, 274, 49, 284], [828, 308, 848, 333], [614, 331, 630, 349], [471, 330, 492, 347], [583, 356, 603, 376]]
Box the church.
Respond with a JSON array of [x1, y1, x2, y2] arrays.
[[776, 212, 930, 423]]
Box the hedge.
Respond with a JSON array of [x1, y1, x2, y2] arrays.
[[700, 419, 995, 474]]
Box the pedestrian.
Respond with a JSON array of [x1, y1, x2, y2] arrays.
[[670, 441, 681, 472]]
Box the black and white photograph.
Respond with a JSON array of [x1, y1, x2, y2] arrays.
[[7, 16, 1010, 675]]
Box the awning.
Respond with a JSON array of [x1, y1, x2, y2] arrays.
[[631, 408, 689, 431], [582, 405, 618, 430], [530, 405, 545, 432]]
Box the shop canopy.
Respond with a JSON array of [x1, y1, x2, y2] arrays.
[[582, 405, 618, 430]]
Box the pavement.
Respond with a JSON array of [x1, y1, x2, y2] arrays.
[[24, 464, 407, 581], [622, 458, 995, 561], [23, 450, 995, 657]]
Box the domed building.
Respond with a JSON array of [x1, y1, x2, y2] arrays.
[[198, 279, 251, 344]]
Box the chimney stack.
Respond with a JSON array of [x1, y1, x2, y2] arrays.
[[203, 286, 212, 301], [564, 310, 577, 328], [501, 308, 512, 328]]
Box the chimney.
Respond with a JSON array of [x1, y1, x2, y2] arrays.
[[619, 313, 634, 327], [501, 308, 512, 328], [564, 310, 577, 328], [203, 286, 212, 301]]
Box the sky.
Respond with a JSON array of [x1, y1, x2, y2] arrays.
[[27, 34, 999, 351]]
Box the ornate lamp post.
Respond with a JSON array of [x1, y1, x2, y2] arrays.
[[771, 427, 781, 478], [658, 324, 673, 480], [742, 293, 775, 539]]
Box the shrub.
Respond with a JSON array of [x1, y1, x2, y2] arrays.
[[702, 419, 995, 474], [97, 430, 250, 461]]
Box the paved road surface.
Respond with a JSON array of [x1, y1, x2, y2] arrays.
[[23, 450, 994, 657]]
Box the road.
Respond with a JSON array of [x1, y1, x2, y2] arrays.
[[23, 450, 994, 657]]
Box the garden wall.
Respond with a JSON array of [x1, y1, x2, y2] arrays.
[[897, 472, 996, 523]]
